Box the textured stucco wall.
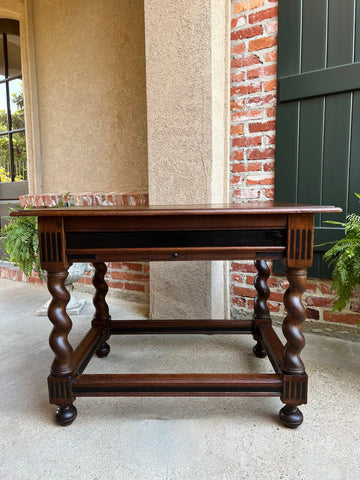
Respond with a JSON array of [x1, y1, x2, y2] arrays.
[[29, 0, 148, 194], [145, 0, 230, 319]]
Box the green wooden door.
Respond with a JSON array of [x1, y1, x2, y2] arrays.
[[275, 0, 360, 277]]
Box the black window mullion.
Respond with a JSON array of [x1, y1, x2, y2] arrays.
[[3, 32, 17, 182]]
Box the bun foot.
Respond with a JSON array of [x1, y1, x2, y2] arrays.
[[55, 405, 77, 426], [96, 341, 110, 358], [279, 405, 303, 429], [253, 341, 267, 358]]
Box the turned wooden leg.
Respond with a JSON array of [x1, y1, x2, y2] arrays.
[[252, 260, 270, 358], [279, 267, 307, 428], [92, 262, 111, 357], [47, 270, 77, 426]]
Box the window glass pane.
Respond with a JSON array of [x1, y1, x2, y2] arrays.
[[0, 133, 10, 181], [0, 82, 7, 131], [0, 34, 4, 80], [12, 131, 27, 181], [7, 34, 21, 77], [9, 79, 24, 129]]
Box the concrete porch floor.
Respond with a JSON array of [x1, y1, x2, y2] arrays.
[[0, 278, 359, 480]]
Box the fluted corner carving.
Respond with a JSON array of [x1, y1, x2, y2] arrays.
[[47, 270, 74, 376], [92, 262, 110, 322], [282, 268, 307, 375], [253, 260, 270, 320]]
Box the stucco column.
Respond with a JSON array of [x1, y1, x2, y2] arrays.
[[145, 0, 230, 319]]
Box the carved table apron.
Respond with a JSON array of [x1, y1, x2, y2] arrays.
[[11, 202, 341, 427]]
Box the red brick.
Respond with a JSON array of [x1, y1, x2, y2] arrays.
[[249, 36, 278, 52], [306, 308, 320, 320], [247, 94, 276, 107], [306, 296, 333, 307], [234, 0, 264, 14], [265, 21, 278, 34], [231, 286, 257, 298], [124, 282, 146, 293], [231, 296, 246, 308], [231, 150, 245, 161], [230, 100, 245, 111], [247, 176, 273, 185], [247, 299, 280, 312], [231, 273, 245, 283], [231, 162, 262, 173], [231, 262, 257, 273], [230, 175, 241, 185], [263, 162, 275, 171], [121, 263, 143, 272], [233, 189, 261, 200], [231, 55, 262, 69], [249, 6, 278, 24], [231, 110, 263, 122], [133, 273, 149, 281], [232, 136, 262, 147], [324, 311, 360, 325], [267, 107, 276, 118], [265, 188, 274, 199], [230, 124, 245, 135], [111, 272, 134, 281], [231, 73, 245, 84], [269, 291, 283, 302], [249, 120, 276, 133], [350, 301, 360, 313], [245, 274, 256, 285], [320, 283, 332, 295], [231, 83, 262, 96], [231, 25, 263, 41], [247, 64, 277, 79], [231, 44, 246, 56], [231, 16, 246, 29], [266, 50, 277, 62], [29, 277, 43, 284], [265, 79, 277, 92], [107, 281, 124, 289], [264, 134, 276, 145], [247, 148, 275, 160]]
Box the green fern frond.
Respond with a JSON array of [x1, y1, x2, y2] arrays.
[[323, 194, 360, 312]]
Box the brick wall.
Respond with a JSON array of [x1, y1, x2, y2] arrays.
[[230, 0, 359, 327], [0, 192, 150, 302]]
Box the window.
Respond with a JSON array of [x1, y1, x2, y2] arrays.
[[0, 19, 26, 184]]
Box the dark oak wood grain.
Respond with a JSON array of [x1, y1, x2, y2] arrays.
[[12, 203, 341, 428]]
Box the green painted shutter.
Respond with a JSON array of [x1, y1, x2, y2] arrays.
[[275, 0, 360, 277]]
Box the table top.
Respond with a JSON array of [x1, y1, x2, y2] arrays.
[[11, 202, 342, 217]]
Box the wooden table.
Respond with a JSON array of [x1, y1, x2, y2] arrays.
[[12, 202, 341, 427]]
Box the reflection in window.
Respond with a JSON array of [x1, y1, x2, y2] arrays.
[[0, 21, 26, 183]]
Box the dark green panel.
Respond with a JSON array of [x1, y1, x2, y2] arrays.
[[298, 98, 325, 227], [277, 0, 302, 77], [275, 102, 299, 203], [356, 0, 360, 61], [302, 0, 327, 72], [348, 91, 360, 213], [328, 0, 354, 66], [279, 63, 360, 102], [322, 93, 352, 224]]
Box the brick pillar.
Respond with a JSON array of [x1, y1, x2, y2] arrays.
[[144, 0, 230, 319]]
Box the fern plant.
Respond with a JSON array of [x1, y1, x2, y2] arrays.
[[0, 204, 43, 279], [323, 193, 360, 312]]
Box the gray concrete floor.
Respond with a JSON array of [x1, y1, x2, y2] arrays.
[[0, 278, 359, 480]]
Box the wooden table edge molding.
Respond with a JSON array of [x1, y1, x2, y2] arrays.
[[11, 202, 342, 428]]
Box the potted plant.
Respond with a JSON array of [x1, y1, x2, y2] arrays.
[[323, 193, 360, 312], [0, 201, 91, 314], [0, 204, 42, 278]]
